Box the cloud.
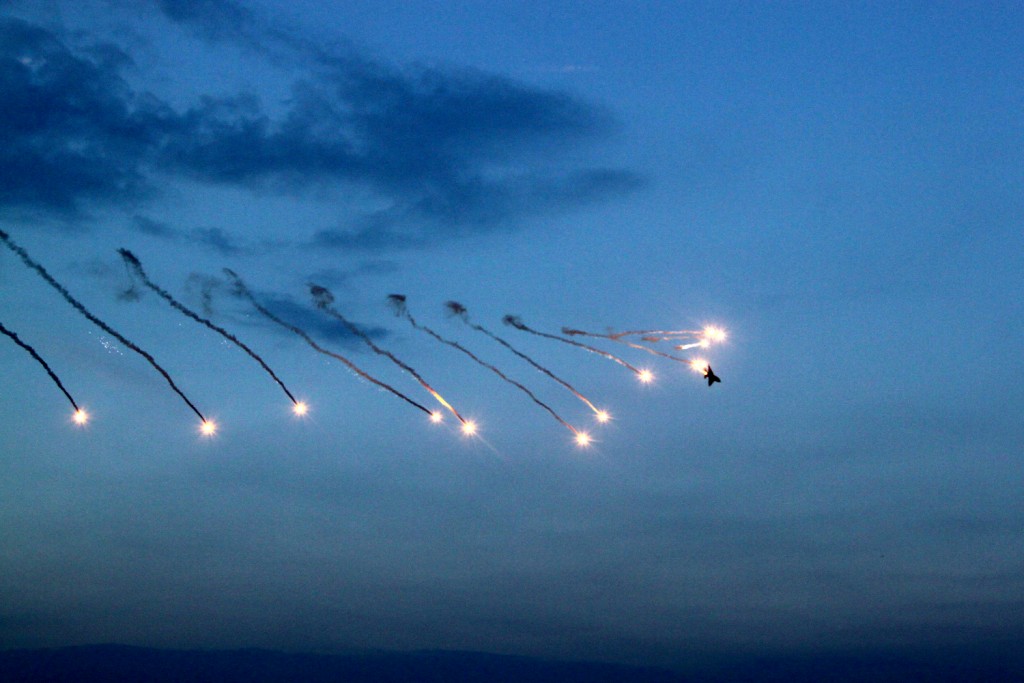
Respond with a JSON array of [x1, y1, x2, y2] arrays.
[[129, 216, 251, 256], [0, 17, 158, 217], [191, 226, 244, 256], [131, 215, 179, 239], [154, 0, 256, 43], [308, 168, 646, 251], [2, 6, 643, 246], [176, 270, 381, 344], [254, 293, 386, 346], [306, 262, 399, 289], [309, 224, 428, 253]]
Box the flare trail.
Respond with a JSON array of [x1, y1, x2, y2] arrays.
[[0, 230, 206, 423]]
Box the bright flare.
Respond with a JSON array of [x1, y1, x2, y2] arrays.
[[200, 419, 217, 436], [292, 401, 309, 416], [596, 410, 611, 423], [72, 409, 89, 425], [690, 358, 710, 374], [702, 326, 727, 344], [430, 411, 444, 423], [575, 431, 592, 447], [638, 369, 655, 384], [461, 420, 478, 436]]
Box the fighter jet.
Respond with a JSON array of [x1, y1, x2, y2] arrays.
[[703, 365, 721, 387]]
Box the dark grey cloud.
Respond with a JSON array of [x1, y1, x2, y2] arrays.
[[309, 168, 646, 252], [307, 262, 399, 289], [129, 215, 254, 256], [131, 215, 178, 239], [154, 0, 256, 43], [1, 7, 643, 245], [180, 272, 379, 344], [154, 0, 306, 64], [192, 226, 244, 256], [0, 17, 159, 217], [251, 292, 386, 346], [309, 223, 427, 252]]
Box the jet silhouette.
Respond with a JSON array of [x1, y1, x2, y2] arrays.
[[703, 365, 721, 386]]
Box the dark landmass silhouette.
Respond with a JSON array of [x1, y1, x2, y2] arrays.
[[0, 645, 680, 683], [0, 643, 1021, 683]]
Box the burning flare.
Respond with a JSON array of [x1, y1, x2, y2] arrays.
[[1, 319, 84, 418], [702, 326, 728, 344], [0, 230, 207, 424], [312, 285, 467, 425], [390, 295, 585, 439], [505, 316, 643, 378], [560, 322, 697, 366], [119, 249, 302, 410], [224, 270, 435, 419], [448, 304, 608, 426]]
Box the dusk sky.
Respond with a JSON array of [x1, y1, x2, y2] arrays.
[[2, 0, 1023, 674]]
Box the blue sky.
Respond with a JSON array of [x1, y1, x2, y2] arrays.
[[2, 0, 1022, 671]]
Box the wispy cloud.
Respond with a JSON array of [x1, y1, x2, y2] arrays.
[[131, 215, 178, 239], [191, 227, 244, 256], [2, 4, 643, 246], [0, 17, 157, 217], [129, 216, 248, 256], [252, 292, 386, 346]]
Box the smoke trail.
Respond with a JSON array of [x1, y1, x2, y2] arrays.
[[566, 326, 725, 350], [446, 302, 604, 423], [1, 320, 82, 414], [389, 295, 584, 436], [312, 285, 465, 425], [119, 249, 300, 407], [223, 270, 433, 418], [500, 315, 644, 377], [0, 230, 207, 424], [598, 328, 704, 341], [186, 274, 221, 317], [557, 323, 696, 365]]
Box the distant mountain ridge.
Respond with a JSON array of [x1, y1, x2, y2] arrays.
[[0, 644, 684, 683], [1, 643, 1022, 682]]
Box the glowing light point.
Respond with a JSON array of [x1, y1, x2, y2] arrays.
[[292, 401, 309, 416], [702, 326, 727, 344], [690, 358, 710, 374], [638, 369, 655, 384], [72, 409, 89, 426], [430, 411, 444, 424], [200, 420, 217, 436], [461, 420, 478, 436], [699, 339, 711, 349], [575, 431, 592, 447], [596, 410, 611, 423]]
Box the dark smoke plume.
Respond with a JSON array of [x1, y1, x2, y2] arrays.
[[390, 295, 577, 435], [223, 270, 432, 417], [119, 249, 299, 406], [1, 320, 81, 412], [313, 285, 465, 424], [0, 230, 207, 422], [446, 302, 602, 418]]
